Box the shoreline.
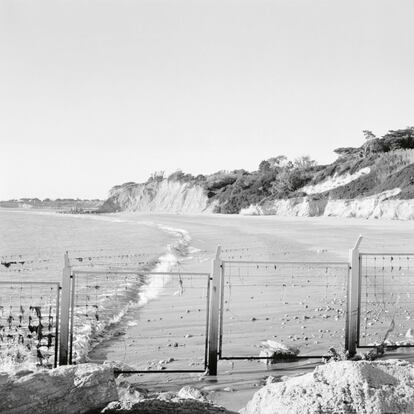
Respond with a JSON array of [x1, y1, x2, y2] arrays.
[[2, 212, 414, 411], [86, 213, 414, 411], [72, 222, 195, 363]]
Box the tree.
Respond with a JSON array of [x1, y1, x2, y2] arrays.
[[362, 130, 377, 156], [333, 147, 360, 158], [258, 160, 271, 172], [149, 171, 165, 182], [267, 155, 288, 168], [362, 130, 376, 141], [293, 155, 316, 170]]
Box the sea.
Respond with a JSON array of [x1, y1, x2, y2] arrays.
[[0, 208, 195, 368]]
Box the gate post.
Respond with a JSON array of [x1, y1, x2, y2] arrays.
[[59, 252, 72, 365], [207, 246, 222, 376], [346, 236, 363, 357]]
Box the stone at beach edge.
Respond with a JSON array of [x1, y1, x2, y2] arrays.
[[102, 399, 236, 414], [241, 359, 414, 414], [102, 383, 237, 413], [0, 363, 117, 414], [259, 340, 300, 364]]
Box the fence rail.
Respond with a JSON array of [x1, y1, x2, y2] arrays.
[[2, 238, 414, 375]]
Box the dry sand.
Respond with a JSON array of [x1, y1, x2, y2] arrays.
[[88, 214, 414, 412]]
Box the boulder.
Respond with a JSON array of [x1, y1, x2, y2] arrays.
[[259, 340, 299, 364], [176, 385, 206, 401], [102, 384, 235, 413], [102, 399, 236, 413], [242, 359, 414, 414], [0, 363, 117, 414]]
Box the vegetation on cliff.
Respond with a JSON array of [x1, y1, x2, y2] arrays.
[[102, 127, 414, 214]]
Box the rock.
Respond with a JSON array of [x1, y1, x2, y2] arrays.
[[0, 363, 117, 414], [242, 359, 414, 414], [14, 369, 34, 378], [102, 398, 236, 413], [157, 391, 176, 401], [259, 340, 300, 364], [103, 401, 126, 411], [104, 384, 236, 413], [104, 360, 136, 373], [177, 386, 206, 401], [0, 373, 9, 386], [117, 381, 148, 403], [265, 376, 279, 385]]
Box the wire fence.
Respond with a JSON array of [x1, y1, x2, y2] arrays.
[[3, 244, 414, 373], [219, 260, 349, 358], [0, 254, 58, 278], [0, 281, 60, 367], [71, 270, 211, 372], [221, 246, 295, 261], [0, 248, 166, 279], [70, 269, 146, 362], [68, 250, 162, 270], [359, 254, 414, 347]]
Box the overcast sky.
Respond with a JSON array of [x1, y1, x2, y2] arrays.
[[1, 0, 413, 200]]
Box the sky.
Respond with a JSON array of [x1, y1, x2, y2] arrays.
[[1, 0, 414, 200]]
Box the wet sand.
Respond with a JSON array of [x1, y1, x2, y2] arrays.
[[88, 214, 414, 411]]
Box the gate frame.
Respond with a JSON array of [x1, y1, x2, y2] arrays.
[[216, 257, 351, 361], [356, 251, 414, 351], [345, 236, 363, 357], [59, 259, 212, 374], [59, 252, 72, 365], [206, 246, 222, 375]]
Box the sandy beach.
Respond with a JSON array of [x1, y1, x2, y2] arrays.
[[86, 214, 414, 411]]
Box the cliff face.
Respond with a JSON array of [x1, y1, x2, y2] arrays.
[[101, 177, 414, 220], [100, 180, 213, 214], [240, 189, 414, 220], [100, 129, 414, 220]]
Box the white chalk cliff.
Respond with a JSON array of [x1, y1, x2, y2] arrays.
[[301, 167, 371, 195], [104, 168, 414, 220], [240, 189, 414, 220], [106, 180, 214, 213]]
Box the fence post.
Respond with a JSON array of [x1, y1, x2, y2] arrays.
[[346, 236, 363, 357], [207, 246, 222, 376], [59, 252, 72, 365]]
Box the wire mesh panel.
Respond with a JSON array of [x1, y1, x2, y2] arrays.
[[71, 270, 210, 372], [0, 281, 60, 368], [219, 261, 349, 359], [69, 250, 162, 270], [0, 254, 59, 280], [359, 254, 414, 347], [70, 270, 145, 362], [221, 246, 298, 261]]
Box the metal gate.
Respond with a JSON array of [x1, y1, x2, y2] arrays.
[[216, 259, 350, 361], [358, 252, 414, 349], [59, 255, 211, 373]]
